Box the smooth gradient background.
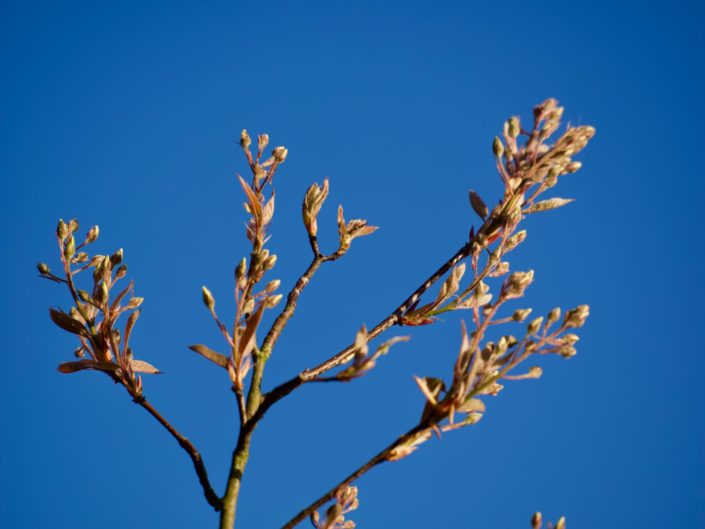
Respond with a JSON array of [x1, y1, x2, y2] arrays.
[[2, 1, 704, 528]]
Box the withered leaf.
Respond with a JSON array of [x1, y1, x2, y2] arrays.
[[188, 344, 229, 368]]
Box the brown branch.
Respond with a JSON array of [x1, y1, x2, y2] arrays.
[[133, 395, 222, 511], [250, 238, 481, 425], [260, 255, 325, 356], [280, 423, 429, 528]]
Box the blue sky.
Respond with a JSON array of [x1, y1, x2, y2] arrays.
[[1, 1, 704, 528]]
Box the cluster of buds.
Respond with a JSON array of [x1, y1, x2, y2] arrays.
[[189, 132, 289, 391], [310, 486, 359, 529], [302, 179, 329, 239], [332, 326, 409, 381], [388, 100, 593, 458], [39, 219, 158, 398], [336, 205, 378, 253]]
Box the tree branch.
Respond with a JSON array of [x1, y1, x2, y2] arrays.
[[280, 423, 429, 528], [250, 237, 482, 425], [133, 395, 222, 511]]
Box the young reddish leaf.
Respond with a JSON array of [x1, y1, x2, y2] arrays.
[[238, 175, 262, 219], [49, 308, 87, 336], [238, 301, 266, 360], [123, 310, 140, 353], [57, 360, 118, 374], [109, 280, 135, 311], [188, 344, 229, 368], [130, 359, 161, 374]]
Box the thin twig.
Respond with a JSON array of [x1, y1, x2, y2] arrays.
[[280, 423, 429, 528], [132, 395, 222, 511]]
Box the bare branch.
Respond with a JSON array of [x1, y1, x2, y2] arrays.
[[133, 395, 222, 511]]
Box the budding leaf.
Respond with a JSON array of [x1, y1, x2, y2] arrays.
[[130, 359, 161, 374], [525, 197, 574, 214], [49, 308, 87, 336], [188, 344, 229, 368]]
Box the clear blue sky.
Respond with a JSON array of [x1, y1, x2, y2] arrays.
[[1, 1, 704, 528]]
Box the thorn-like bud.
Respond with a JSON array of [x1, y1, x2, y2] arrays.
[[512, 308, 532, 322], [492, 136, 504, 159], [240, 129, 251, 149], [527, 316, 544, 335], [86, 225, 100, 243], [202, 286, 215, 312], [469, 190, 489, 220], [272, 146, 288, 162], [37, 263, 50, 275]]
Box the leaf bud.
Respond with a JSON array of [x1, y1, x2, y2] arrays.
[[546, 307, 561, 327], [505, 229, 527, 251], [565, 161, 582, 173], [272, 146, 288, 162], [257, 133, 269, 152], [469, 190, 489, 220], [57, 219, 68, 240], [507, 116, 520, 138], [511, 308, 532, 322], [114, 264, 127, 281], [265, 279, 281, 292], [561, 333, 580, 345], [86, 225, 100, 243], [37, 262, 50, 275], [110, 248, 124, 266], [492, 136, 504, 159], [68, 218, 79, 234], [527, 316, 544, 336], [78, 289, 91, 302], [97, 281, 109, 305], [506, 270, 534, 297], [243, 298, 255, 314], [265, 293, 283, 308], [201, 286, 215, 312], [531, 512, 543, 529], [556, 517, 566, 529], [236, 257, 247, 281], [240, 129, 251, 149], [63, 236, 76, 260], [264, 254, 277, 270], [564, 304, 589, 328]]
